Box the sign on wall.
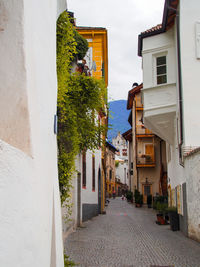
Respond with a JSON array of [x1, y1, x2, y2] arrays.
[[171, 188, 176, 207], [177, 184, 183, 215]]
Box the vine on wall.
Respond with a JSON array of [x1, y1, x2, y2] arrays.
[[57, 12, 107, 204]]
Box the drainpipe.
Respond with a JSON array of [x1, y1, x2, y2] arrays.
[[176, 9, 184, 167], [167, 4, 184, 166], [134, 99, 139, 190]]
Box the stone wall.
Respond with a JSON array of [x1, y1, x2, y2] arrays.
[[185, 151, 200, 242], [82, 204, 99, 222]]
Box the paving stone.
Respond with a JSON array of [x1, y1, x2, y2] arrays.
[[64, 198, 200, 267]]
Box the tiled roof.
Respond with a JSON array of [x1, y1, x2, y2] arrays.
[[138, 0, 179, 56], [141, 24, 162, 35]]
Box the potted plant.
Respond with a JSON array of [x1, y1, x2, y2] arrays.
[[126, 191, 133, 203], [139, 194, 143, 207], [156, 202, 168, 225], [147, 194, 152, 208], [134, 189, 141, 207], [167, 206, 180, 231]]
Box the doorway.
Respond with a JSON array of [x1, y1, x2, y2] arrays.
[[98, 168, 101, 214], [77, 172, 81, 227], [142, 184, 152, 203]]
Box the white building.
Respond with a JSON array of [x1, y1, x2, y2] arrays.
[[0, 1, 67, 266], [138, 0, 200, 241], [112, 132, 129, 186], [112, 132, 128, 160]]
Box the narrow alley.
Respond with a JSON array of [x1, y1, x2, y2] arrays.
[[65, 198, 200, 267]]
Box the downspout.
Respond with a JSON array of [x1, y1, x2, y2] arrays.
[[167, 3, 184, 166], [176, 9, 184, 166], [134, 99, 139, 190], [160, 139, 163, 195]]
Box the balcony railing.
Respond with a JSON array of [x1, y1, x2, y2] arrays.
[[136, 155, 155, 167], [136, 125, 153, 135]]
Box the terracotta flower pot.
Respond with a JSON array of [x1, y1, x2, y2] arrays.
[[156, 213, 166, 225]]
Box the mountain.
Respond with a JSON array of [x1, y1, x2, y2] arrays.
[[107, 100, 131, 141]]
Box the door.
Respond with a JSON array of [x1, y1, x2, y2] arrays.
[[98, 168, 101, 214], [142, 184, 152, 204], [77, 172, 81, 227]]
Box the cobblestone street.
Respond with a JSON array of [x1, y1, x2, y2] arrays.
[[65, 198, 200, 267]]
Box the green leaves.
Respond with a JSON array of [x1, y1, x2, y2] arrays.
[[74, 30, 88, 60], [57, 12, 107, 204]]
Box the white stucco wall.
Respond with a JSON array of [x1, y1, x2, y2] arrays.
[[115, 160, 128, 185], [112, 133, 128, 160], [0, 1, 66, 266], [113, 133, 128, 185], [142, 29, 177, 145], [179, 0, 200, 147], [143, 28, 176, 89], [82, 149, 101, 205]]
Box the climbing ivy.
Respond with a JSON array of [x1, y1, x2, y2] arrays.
[[57, 12, 107, 205], [74, 30, 89, 60]]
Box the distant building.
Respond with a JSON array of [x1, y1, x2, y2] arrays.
[[106, 142, 117, 197], [123, 84, 167, 204], [112, 133, 129, 189], [112, 132, 128, 159]]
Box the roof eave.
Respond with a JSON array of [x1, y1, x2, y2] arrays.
[[138, 0, 178, 57], [138, 28, 164, 56]]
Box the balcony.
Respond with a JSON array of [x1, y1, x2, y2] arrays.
[[142, 83, 176, 144], [137, 154, 155, 167]]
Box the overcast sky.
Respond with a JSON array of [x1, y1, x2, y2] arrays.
[[67, 0, 165, 101]]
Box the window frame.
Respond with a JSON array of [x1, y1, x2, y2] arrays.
[[153, 52, 168, 86]]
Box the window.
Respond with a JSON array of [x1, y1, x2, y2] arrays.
[[92, 155, 95, 191], [82, 151, 86, 188], [156, 56, 167, 85]]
